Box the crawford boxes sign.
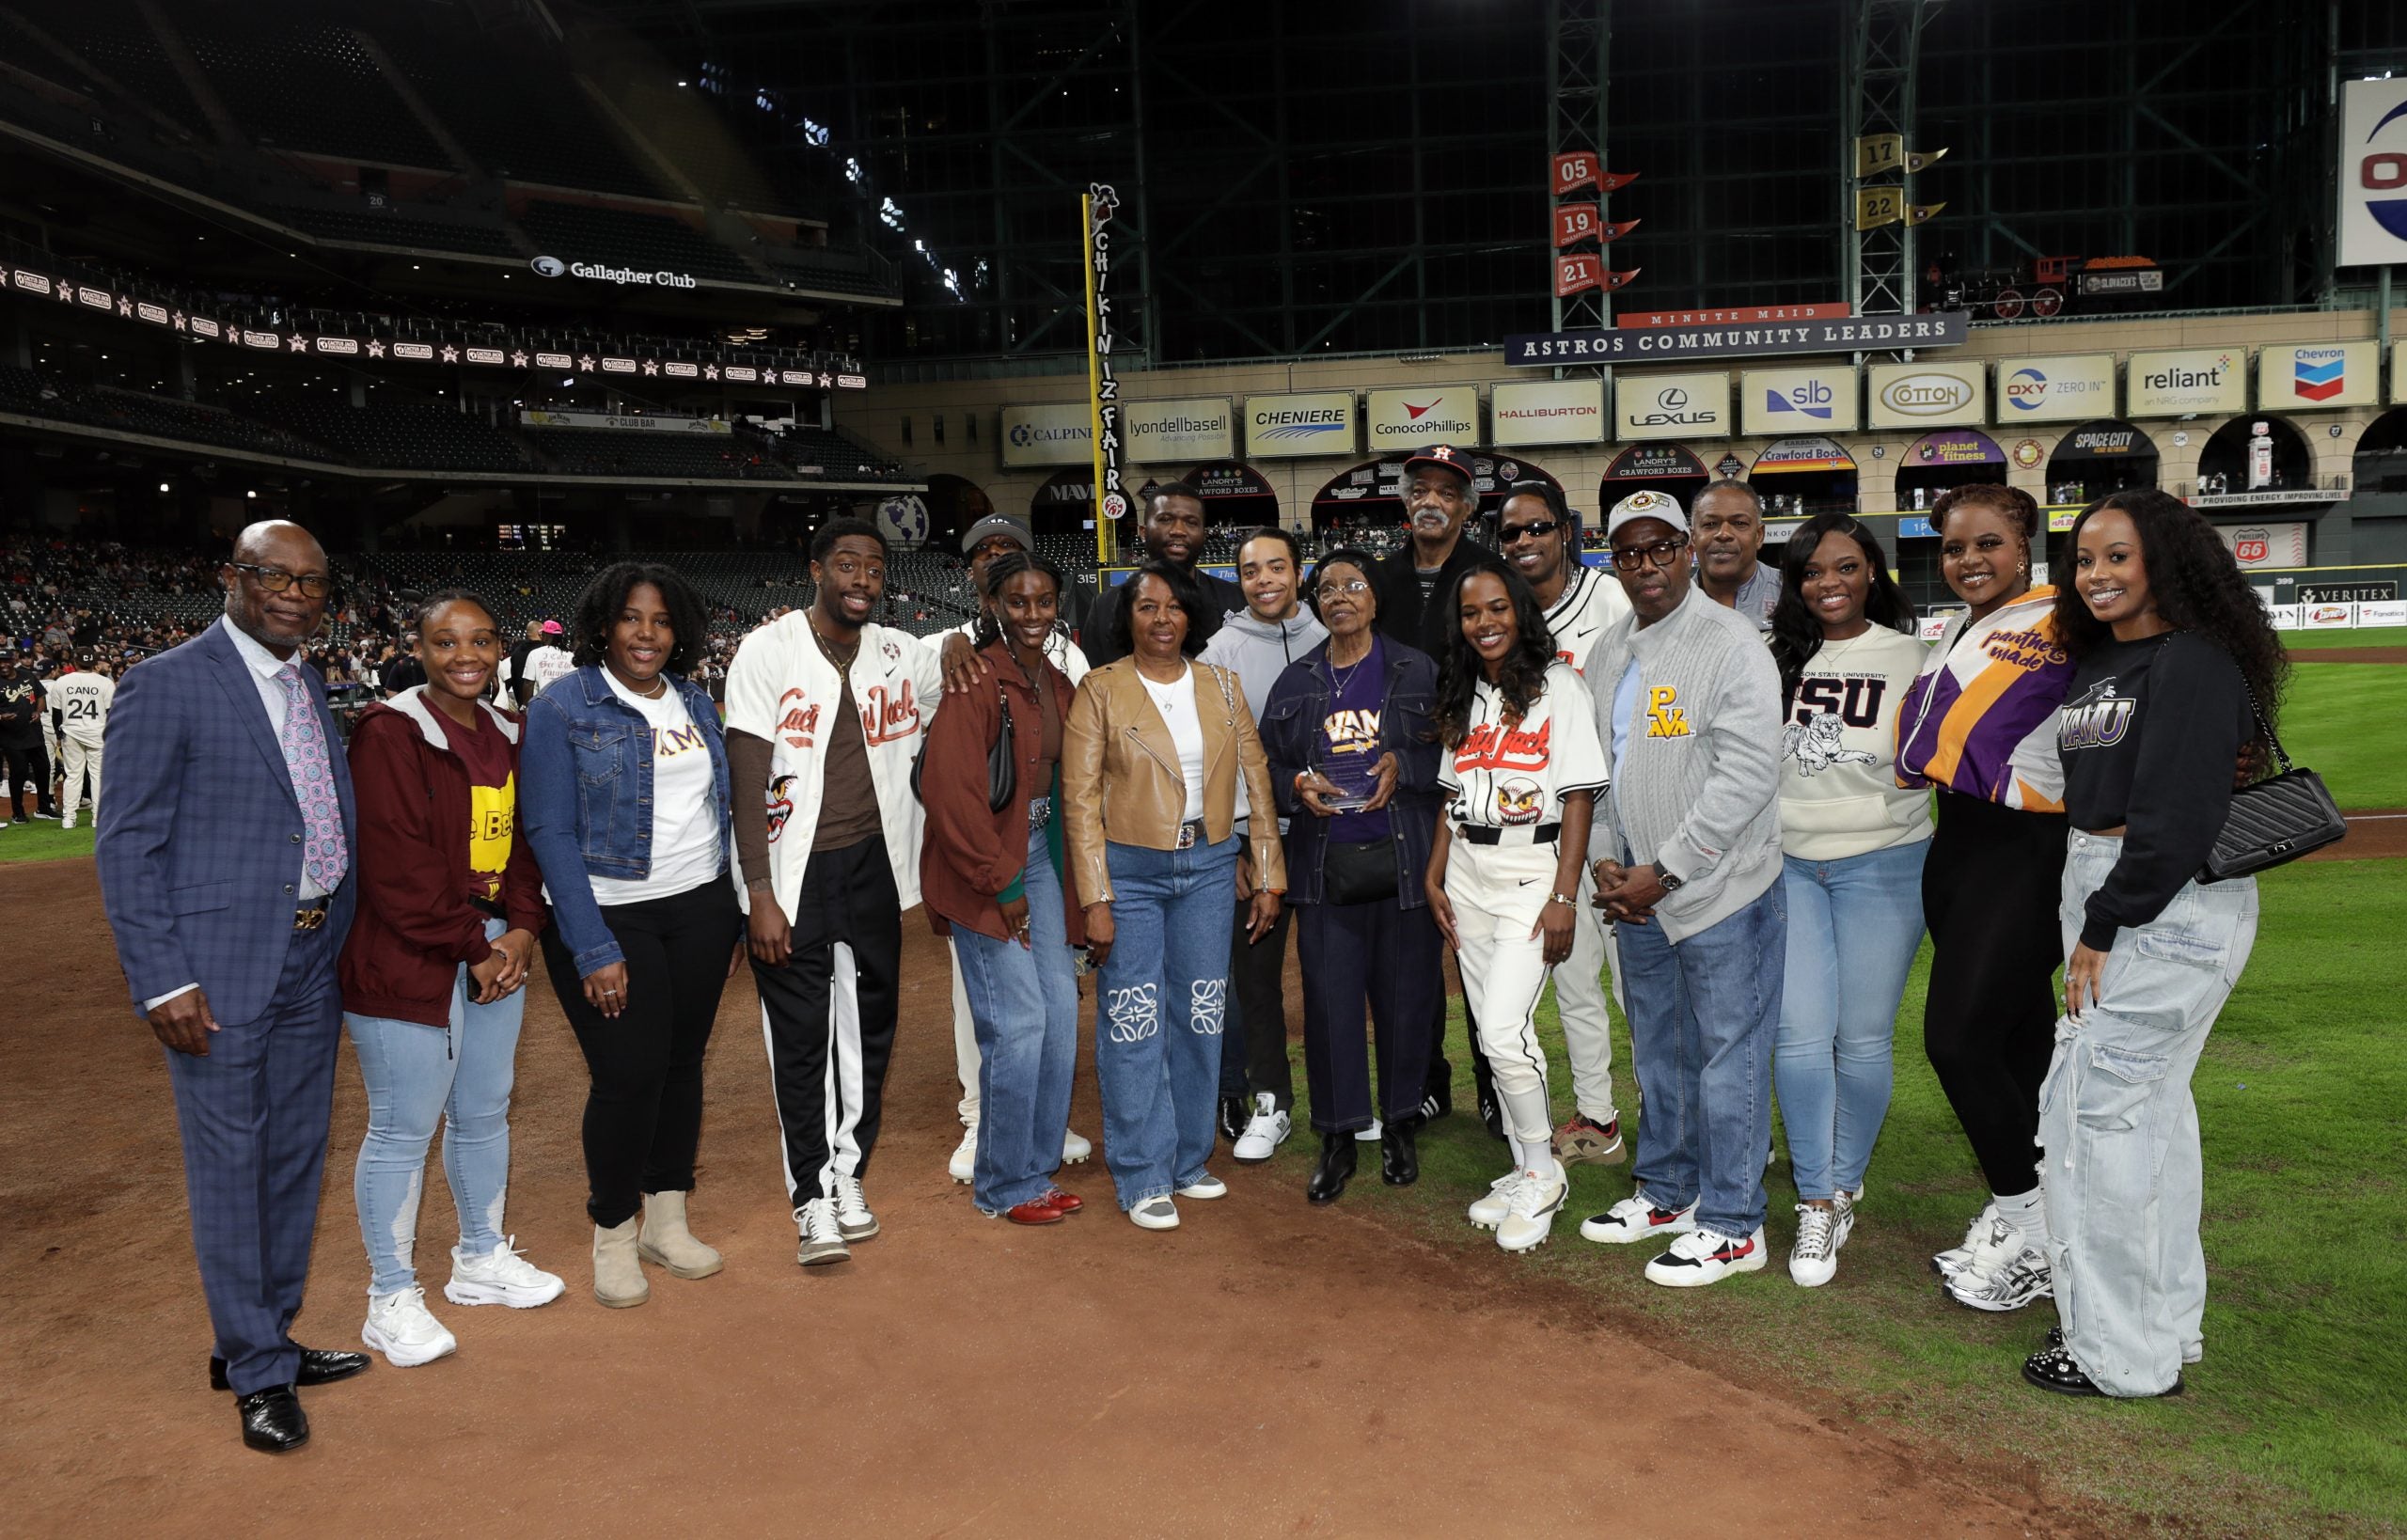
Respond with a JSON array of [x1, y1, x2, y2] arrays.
[[2127, 349, 2246, 416], [1489, 379, 1606, 447], [1506, 311, 1967, 367], [1365, 386, 1478, 448], [1615, 371, 1729, 440]]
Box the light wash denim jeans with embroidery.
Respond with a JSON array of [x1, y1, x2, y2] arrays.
[[2040, 831, 2258, 1396]]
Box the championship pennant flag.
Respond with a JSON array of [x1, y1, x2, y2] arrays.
[[1551, 152, 1640, 196], [1551, 206, 1642, 247], [1854, 134, 1950, 179], [1555, 255, 1641, 298]]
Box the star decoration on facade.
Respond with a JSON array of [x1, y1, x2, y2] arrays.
[[365, 338, 385, 357], [55, 283, 73, 302], [818, 372, 834, 388], [577, 354, 595, 371], [117, 297, 133, 317], [511, 351, 529, 369], [703, 364, 719, 381], [289, 334, 310, 353], [640, 358, 659, 376], [439, 345, 460, 364], [171, 311, 187, 331]]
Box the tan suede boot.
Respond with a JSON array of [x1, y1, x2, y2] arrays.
[[637, 1190, 725, 1280], [592, 1218, 650, 1308]]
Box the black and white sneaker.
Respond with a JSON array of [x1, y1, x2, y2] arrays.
[[1418, 1081, 1452, 1124], [1931, 1201, 2001, 1276], [1945, 1244, 2053, 1312], [1644, 1225, 1770, 1287], [1580, 1192, 1698, 1246]]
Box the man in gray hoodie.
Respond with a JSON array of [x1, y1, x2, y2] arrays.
[[1574, 496, 1787, 1289], [1200, 526, 1328, 1160]]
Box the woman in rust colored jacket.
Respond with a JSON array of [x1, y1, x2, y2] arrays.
[[920, 552, 1087, 1226]]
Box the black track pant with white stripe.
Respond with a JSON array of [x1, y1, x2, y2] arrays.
[[753, 835, 904, 1207]]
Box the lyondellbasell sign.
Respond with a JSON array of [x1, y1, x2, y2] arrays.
[[531, 256, 698, 289], [1507, 310, 1967, 366]]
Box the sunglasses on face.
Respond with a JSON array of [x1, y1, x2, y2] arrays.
[[1499, 520, 1563, 544], [1610, 537, 1690, 573]]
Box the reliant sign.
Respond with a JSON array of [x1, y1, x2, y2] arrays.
[[1740, 365, 1859, 436], [999, 403, 1094, 467], [1365, 386, 1477, 448], [1506, 310, 1967, 367], [1615, 370, 1728, 441], [1995, 354, 2116, 422], [1865, 361, 1987, 429], [2257, 341, 2377, 410], [1243, 391, 1357, 459], [1489, 379, 1606, 447], [2126, 349, 2246, 417], [1123, 398, 1235, 463]]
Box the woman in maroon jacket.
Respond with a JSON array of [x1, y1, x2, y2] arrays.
[[920, 552, 1087, 1225], [339, 591, 560, 1369]]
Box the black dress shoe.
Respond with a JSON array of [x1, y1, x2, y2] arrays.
[[2022, 1344, 2183, 1399], [237, 1386, 310, 1454], [1306, 1132, 1356, 1205], [1379, 1117, 1421, 1186], [1218, 1094, 1249, 1144], [211, 1346, 370, 1392]]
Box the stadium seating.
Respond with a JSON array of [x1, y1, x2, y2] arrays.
[[9, 0, 209, 134], [0, 368, 338, 460], [254, 400, 537, 473], [379, 36, 661, 199], [181, 19, 451, 170], [270, 204, 521, 258], [521, 427, 796, 482], [772, 426, 912, 482], [517, 202, 758, 285]]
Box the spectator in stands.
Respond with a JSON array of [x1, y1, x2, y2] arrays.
[[338, 590, 561, 1368], [1258, 547, 1444, 1202], [517, 621, 574, 706], [1199, 526, 1324, 1161], [1691, 479, 1780, 632], [1079, 483, 1241, 668], [521, 563, 742, 1309], [383, 631, 427, 697], [1064, 562, 1284, 1231], [501, 621, 544, 709]]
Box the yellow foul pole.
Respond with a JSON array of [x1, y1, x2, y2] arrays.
[[1080, 193, 1109, 566]]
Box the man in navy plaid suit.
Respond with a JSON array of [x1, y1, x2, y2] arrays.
[[98, 522, 370, 1454]]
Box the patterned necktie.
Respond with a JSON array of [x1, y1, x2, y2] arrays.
[[275, 664, 348, 892]]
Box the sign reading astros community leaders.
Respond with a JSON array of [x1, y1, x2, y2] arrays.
[[1243, 391, 1358, 459], [1506, 309, 1967, 366], [1489, 379, 1606, 447]]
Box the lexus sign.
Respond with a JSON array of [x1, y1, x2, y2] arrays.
[[1613, 370, 1728, 441]]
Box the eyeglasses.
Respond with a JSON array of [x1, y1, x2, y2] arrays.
[[1499, 520, 1562, 544], [229, 563, 332, 598], [1609, 538, 1690, 573], [1315, 580, 1371, 599]]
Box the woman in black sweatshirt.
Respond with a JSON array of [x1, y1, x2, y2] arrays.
[[2022, 489, 2286, 1401]]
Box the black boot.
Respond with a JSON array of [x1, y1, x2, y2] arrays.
[[1307, 1132, 1356, 1204], [1379, 1117, 1421, 1186], [1218, 1093, 1249, 1144]]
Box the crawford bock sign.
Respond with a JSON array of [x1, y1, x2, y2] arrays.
[[1507, 310, 1967, 367]]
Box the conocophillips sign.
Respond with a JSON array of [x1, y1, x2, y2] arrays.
[[2126, 349, 2245, 416], [1244, 392, 1356, 459], [1865, 362, 1986, 429], [530, 255, 698, 290], [1365, 387, 1476, 448]]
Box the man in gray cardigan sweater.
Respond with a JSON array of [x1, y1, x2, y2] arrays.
[[1576, 498, 1789, 1288]]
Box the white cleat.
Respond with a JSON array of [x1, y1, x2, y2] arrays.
[[1061, 1127, 1093, 1165], [949, 1124, 977, 1185], [1496, 1165, 1568, 1253]]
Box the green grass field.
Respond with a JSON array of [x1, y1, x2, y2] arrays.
[[1268, 856, 2406, 1533], [2288, 625, 2407, 652], [2279, 664, 2407, 810], [0, 816, 91, 862]]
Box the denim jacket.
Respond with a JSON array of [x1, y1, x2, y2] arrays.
[[1258, 639, 1442, 909], [520, 666, 733, 975]]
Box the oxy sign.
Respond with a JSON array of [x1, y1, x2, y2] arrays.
[[1994, 354, 2116, 423]]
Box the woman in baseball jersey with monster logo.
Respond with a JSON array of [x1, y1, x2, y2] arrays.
[[1424, 559, 1607, 1255]]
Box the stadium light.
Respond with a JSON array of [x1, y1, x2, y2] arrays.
[[157, 481, 169, 493]]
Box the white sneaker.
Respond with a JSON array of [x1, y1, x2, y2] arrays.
[[1944, 1244, 2053, 1312], [1580, 1191, 1699, 1246], [1355, 1118, 1383, 1143], [1174, 1173, 1228, 1200], [362, 1284, 458, 1367], [949, 1123, 977, 1185], [1931, 1201, 2000, 1275], [1496, 1166, 1568, 1252], [1787, 1198, 1855, 1288], [1943, 1214, 2022, 1283], [1232, 1094, 1291, 1163], [1467, 1168, 1526, 1230], [444, 1236, 565, 1308], [1062, 1127, 1093, 1165], [794, 1198, 850, 1265], [1128, 1196, 1180, 1231], [1645, 1225, 1770, 1287], [831, 1173, 878, 1240]]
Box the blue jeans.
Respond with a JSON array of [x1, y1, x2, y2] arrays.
[[1774, 842, 1929, 1200], [346, 918, 527, 1296], [1093, 835, 1238, 1209], [1617, 878, 1786, 1240], [953, 825, 1080, 1214]]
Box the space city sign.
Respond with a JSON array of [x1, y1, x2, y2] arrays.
[[1506, 310, 1968, 367]]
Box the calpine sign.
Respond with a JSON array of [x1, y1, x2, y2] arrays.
[[1507, 311, 1967, 367]]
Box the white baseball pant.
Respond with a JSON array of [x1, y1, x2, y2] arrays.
[[59, 737, 102, 829], [949, 935, 981, 1125], [1549, 863, 1623, 1126], [1442, 838, 1561, 1149]]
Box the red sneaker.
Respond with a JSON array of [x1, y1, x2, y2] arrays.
[[1042, 1186, 1084, 1215]]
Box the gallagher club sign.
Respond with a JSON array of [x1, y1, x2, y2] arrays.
[[1507, 311, 1968, 367]]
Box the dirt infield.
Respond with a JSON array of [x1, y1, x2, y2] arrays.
[[2319, 811, 2407, 861], [2287, 646, 2407, 665], [0, 858, 2088, 1537]]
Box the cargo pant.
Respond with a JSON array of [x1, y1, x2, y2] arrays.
[[2040, 831, 2258, 1397]]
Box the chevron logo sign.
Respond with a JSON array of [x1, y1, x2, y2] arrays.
[[2292, 350, 2347, 403]]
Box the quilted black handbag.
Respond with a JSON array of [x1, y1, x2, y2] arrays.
[[2200, 684, 2345, 881], [911, 679, 1016, 814]]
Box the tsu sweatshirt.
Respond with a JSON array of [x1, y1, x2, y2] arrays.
[[1778, 625, 1936, 862]]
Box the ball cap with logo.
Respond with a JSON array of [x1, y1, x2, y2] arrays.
[[1604, 488, 1684, 541], [1401, 444, 1475, 491], [540, 620, 564, 636], [959, 513, 1035, 558]]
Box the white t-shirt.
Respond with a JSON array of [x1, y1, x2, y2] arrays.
[[1779, 626, 1935, 862], [521, 644, 575, 703], [587, 674, 725, 906], [47, 670, 115, 746], [927, 617, 1090, 685], [1140, 668, 1207, 823], [1440, 659, 1610, 830], [1544, 563, 1632, 676]]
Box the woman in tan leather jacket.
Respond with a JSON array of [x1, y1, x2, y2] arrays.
[[1062, 563, 1285, 1231]]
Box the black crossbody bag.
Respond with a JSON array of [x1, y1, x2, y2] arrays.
[[2200, 682, 2345, 881], [911, 679, 1016, 814]]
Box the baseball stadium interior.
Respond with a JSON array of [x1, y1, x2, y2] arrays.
[[8, 0, 2407, 1531]]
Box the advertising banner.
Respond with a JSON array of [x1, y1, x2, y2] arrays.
[[1866, 360, 1987, 429], [1740, 365, 1859, 436], [1081, 185, 1130, 539], [2049, 420, 2155, 462], [519, 410, 729, 434], [2338, 79, 2407, 269], [1995, 354, 2116, 422], [1508, 311, 1966, 367], [1490, 379, 1607, 447], [2213, 522, 2309, 570], [2362, 598, 2407, 626], [1243, 391, 1357, 459], [1615, 371, 1729, 440], [2302, 602, 2356, 631], [1186, 461, 1278, 502], [1905, 429, 2005, 466], [1752, 435, 1856, 473], [1123, 398, 1235, 464], [1620, 303, 1850, 329], [1602, 442, 1708, 483], [1365, 386, 1479, 449], [1000, 402, 1093, 467], [2126, 349, 2246, 417], [2257, 341, 2378, 410]]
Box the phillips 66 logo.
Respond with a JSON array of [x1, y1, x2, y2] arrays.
[[2339, 81, 2407, 267]]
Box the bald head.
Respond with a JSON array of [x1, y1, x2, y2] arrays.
[[223, 520, 331, 657]]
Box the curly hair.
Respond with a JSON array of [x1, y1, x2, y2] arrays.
[[1110, 560, 1216, 659], [569, 561, 708, 674], [2051, 490, 2286, 731], [970, 549, 1067, 650], [1433, 558, 1557, 749], [1929, 482, 2041, 542], [1767, 514, 1915, 708]]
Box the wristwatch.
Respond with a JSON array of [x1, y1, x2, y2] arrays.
[[1654, 865, 1684, 893]]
